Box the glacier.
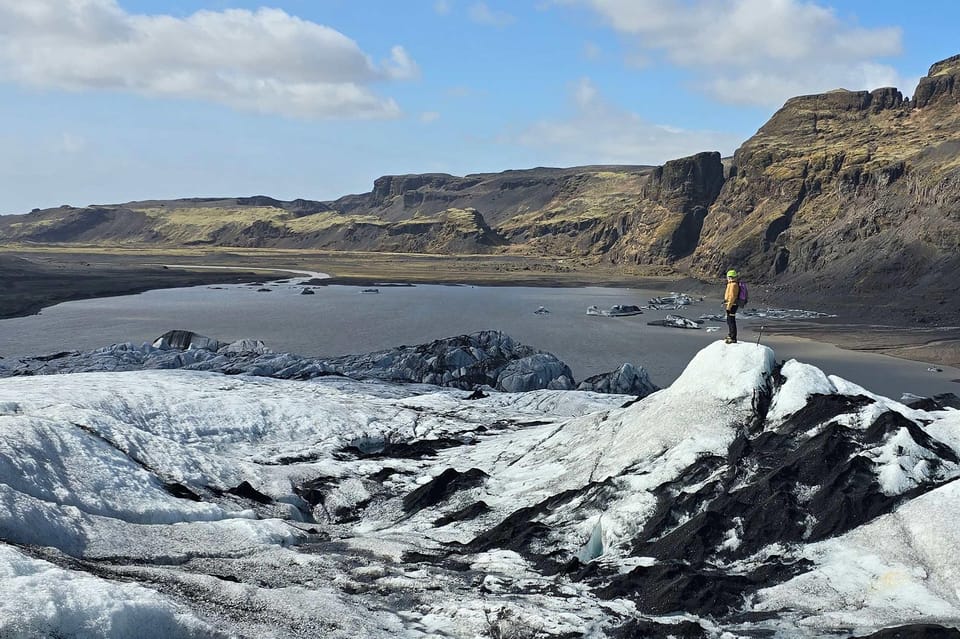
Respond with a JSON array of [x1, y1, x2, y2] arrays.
[[0, 338, 959, 638]]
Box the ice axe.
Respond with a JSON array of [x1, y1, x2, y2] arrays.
[[756, 325, 765, 345]]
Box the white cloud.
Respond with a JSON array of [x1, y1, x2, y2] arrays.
[[706, 63, 901, 104], [434, 0, 452, 15], [507, 78, 743, 165], [420, 111, 441, 123], [0, 1, 416, 119], [556, 0, 905, 107], [469, 2, 516, 27], [383, 45, 420, 81]]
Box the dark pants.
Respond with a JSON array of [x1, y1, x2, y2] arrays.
[[726, 306, 738, 341]]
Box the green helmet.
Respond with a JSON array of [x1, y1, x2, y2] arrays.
[[726, 269, 738, 278]]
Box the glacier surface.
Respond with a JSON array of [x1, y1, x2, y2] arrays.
[[1, 339, 959, 638]]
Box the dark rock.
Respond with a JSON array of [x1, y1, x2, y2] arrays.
[[649, 152, 725, 259], [913, 55, 960, 108], [402, 468, 489, 515], [293, 476, 338, 509], [338, 437, 467, 460], [433, 501, 490, 527], [608, 618, 707, 639], [164, 482, 202, 501], [372, 173, 455, 205], [226, 481, 272, 504], [870, 87, 905, 112], [858, 625, 960, 639]]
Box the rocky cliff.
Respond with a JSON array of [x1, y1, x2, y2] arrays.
[[691, 55, 960, 320], [0, 154, 729, 264]]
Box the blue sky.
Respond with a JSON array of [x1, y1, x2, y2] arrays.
[[0, 0, 957, 214]]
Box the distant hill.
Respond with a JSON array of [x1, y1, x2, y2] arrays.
[[3, 54, 959, 321]]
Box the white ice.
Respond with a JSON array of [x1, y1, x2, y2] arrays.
[[1, 340, 958, 637]]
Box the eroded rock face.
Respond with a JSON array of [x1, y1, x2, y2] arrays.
[[690, 54, 960, 323], [913, 54, 960, 108]]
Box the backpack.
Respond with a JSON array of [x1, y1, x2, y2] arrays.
[[737, 282, 749, 308]]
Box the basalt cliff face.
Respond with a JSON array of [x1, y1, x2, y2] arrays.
[[2, 55, 959, 314], [691, 54, 960, 317]]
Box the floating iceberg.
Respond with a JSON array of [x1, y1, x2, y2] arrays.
[[586, 304, 643, 317], [647, 314, 702, 329]]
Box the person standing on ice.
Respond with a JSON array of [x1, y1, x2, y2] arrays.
[[723, 269, 741, 344]]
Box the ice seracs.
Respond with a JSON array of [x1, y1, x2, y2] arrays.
[[7, 329, 655, 394]]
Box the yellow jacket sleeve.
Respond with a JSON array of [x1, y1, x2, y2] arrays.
[[724, 281, 740, 311]]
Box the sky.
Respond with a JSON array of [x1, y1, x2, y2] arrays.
[[0, 0, 957, 215]]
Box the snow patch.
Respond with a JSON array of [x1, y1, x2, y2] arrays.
[[0, 546, 216, 638], [767, 359, 838, 423]]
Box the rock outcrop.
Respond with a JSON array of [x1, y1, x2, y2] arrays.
[[913, 54, 960, 108]]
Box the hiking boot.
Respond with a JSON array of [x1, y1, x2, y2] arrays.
[[725, 337, 737, 344]]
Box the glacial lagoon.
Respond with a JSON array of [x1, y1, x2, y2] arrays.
[[1, 278, 958, 400]]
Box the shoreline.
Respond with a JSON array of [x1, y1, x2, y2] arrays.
[[759, 320, 960, 370], [2, 248, 958, 372]]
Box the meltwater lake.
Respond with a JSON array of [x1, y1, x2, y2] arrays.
[[1, 277, 958, 400]]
